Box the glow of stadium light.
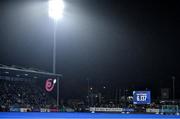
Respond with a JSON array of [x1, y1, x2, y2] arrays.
[[48, 0, 64, 21], [53, 79, 57, 84]]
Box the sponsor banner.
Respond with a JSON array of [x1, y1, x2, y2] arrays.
[[20, 108, 31, 112], [32, 108, 40, 112], [40, 108, 50, 112], [122, 108, 134, 112], [146, 108, 159, 113], [10, 107, 20, 112], [49, 108, 59, 112], [90, 107, 123, 112], [65, 108, 75, 112]]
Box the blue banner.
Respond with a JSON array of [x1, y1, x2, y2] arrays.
[[10, 107, 20, 112]]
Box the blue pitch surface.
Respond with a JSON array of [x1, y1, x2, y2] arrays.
[[0, 112, 180, 119]]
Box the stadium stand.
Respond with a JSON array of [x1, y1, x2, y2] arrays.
[[0, 78, 57, 111]]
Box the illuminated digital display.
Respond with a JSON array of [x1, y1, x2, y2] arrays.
[[133, 91, 151, 104]]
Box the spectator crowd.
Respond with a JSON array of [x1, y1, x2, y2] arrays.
[[0, 79, 56, 111]]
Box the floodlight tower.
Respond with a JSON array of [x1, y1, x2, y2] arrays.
[[48, 0, 64, 110]]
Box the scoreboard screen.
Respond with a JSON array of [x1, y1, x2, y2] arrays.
[[133, 91, 151, 104]]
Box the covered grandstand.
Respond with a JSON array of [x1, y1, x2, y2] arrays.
[[0, 64, 62, 112]]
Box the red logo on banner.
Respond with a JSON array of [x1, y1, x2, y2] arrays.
[[45, 79, 55, 92]]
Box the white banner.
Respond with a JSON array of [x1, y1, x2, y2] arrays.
[[40, 108, 50, 112], [146, 108, 159, 113], [90, 107, 123, 112], [20, 108, 31, 112]]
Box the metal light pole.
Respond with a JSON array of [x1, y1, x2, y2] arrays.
[[48, 0, 64, 110], [53, 21, 57, 76], [87, 78, 90, 107], [172, 76, 175, 100]]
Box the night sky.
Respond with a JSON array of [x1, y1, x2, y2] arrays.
[[0, 0, 179, 99]]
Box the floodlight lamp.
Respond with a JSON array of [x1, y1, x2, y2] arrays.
[[48, 0, 64, 21]]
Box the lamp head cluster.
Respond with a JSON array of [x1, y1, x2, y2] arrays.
[[48, 0, 64, 21]]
